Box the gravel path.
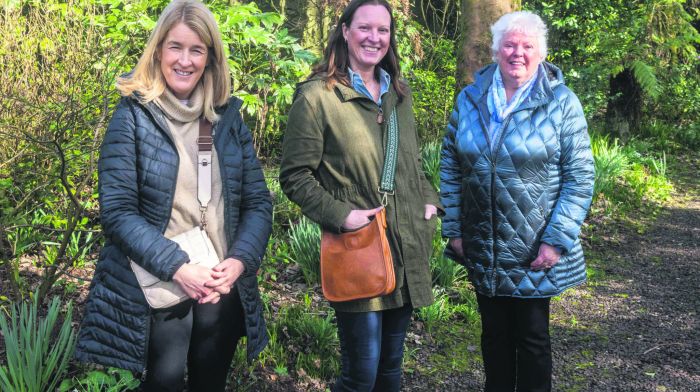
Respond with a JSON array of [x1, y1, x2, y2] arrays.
[[549, 154, 699, 392]]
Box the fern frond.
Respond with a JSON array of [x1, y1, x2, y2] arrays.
[[630, 60, 660, 99]]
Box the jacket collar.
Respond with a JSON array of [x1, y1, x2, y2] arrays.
[[334, 79, 399, 115], [138, 95, 242, 146], [466, 61, 564, 112]]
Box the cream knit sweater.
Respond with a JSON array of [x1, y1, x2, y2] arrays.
[[156, 86, 227, 261]]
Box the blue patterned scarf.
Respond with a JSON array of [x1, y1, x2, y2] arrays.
[[486, 64, 540, 151]]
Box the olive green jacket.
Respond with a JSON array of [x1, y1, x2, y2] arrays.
[[280, 78, 439, 312]]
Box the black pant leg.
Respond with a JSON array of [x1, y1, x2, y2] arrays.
[[477, 293, 517, 392], [514, 297, 552, 392], [187, 287, 246, 392], [141, 301, 193, 392]]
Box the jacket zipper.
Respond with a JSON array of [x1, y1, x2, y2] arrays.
[[488, 114, 514, 296], [140, 306, 151, 381], [466, 93, 515, 297]]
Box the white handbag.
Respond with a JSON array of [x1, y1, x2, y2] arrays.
[[130, 118, 219, 309], [130, 227, 219, 308]]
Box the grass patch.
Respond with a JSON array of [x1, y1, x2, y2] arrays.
[[407, 318, 482, 379]]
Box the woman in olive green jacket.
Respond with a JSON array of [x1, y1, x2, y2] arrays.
[[279, 0, 439, 390]]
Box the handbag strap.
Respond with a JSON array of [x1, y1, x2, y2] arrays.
[[379, 108, 399, 206], [197, 118, 213, 228]]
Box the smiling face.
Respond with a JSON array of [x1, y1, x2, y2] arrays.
[[497, 30, 543, 91], [159, 22, 208, 100], [342, 4, 391, 75]]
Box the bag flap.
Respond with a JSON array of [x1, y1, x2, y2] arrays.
[[129, 260, 160, 286], [170, 227, 220, 269]]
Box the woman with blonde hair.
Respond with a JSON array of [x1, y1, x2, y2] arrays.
[[75, 1, 272, 390]]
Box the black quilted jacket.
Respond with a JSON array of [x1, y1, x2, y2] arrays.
[[74, 95, 272, 373]]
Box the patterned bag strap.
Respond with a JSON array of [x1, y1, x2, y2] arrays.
[[197, 118, 213, 228], [379, 108, 399, 206]]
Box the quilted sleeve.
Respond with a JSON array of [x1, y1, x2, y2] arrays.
[[540, 88, 595, 253], [227, 117, 273, 277], [439, 91, 466, 238], [279, 93, 353, 233], [98, 99, 189, 281]]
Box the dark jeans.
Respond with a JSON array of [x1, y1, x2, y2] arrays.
[[140, 288, 245, 392], [477, 294, 552, 392], [334, 304, 413, 392]]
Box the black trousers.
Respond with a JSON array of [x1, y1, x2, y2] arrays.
[[476, 293, 552, 392], [141, 288, 245, 392]]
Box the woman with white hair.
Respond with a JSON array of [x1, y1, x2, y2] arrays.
[[75, 1, 272, 390], [440, 11, 594, 391]]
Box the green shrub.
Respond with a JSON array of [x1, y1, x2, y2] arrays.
[[430, 254, 468, 289], [451, 288, 480, 325], [405, 30, 456, 144], [59, 368, 139, 392], [0, 0, 113, 299], [418, 288, 457, 334], [275, 304, 339, 380], [590, 132, 674, 210], [590, 133, 629, 201], [288, 217, 321, 287], [0, 294, 76, 392], [622, 161, 673, 205], [639, 120, 700, 151], [265, 170, 301, 237], [421, 140, 442, 192]]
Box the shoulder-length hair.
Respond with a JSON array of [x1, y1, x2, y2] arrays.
[[310, 0, 407, 100], [116, 0, 230, 122]]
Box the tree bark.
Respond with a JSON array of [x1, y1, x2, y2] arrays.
[[457, 0, 520, 88]]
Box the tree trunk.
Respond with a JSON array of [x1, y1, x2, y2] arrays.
[[457, 0, 520, 88]]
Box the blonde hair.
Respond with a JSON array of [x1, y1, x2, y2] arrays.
[[116, 0, 230, 122]]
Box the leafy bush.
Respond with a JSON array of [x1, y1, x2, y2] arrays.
[[274, 303, 339, 380], [417, 288, 457, 334], [406, 31, 456, 143], [0, 294, 76, 392], [421, 140, 442, 192], [288, 217, 321, 287], [640, 120, 700, 151], [0, 0, 113, 299], [59, 368, 139, 392], [265, 170, 301, 236], [591, 133, 630, 200], [590, 132, 674, 209], [430, 254, 468, 290]]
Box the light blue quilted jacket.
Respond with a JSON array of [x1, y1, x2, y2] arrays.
[[440, 62, 594, 298]]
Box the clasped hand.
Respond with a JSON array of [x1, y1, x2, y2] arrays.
[[173, 257, 245, 304]]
